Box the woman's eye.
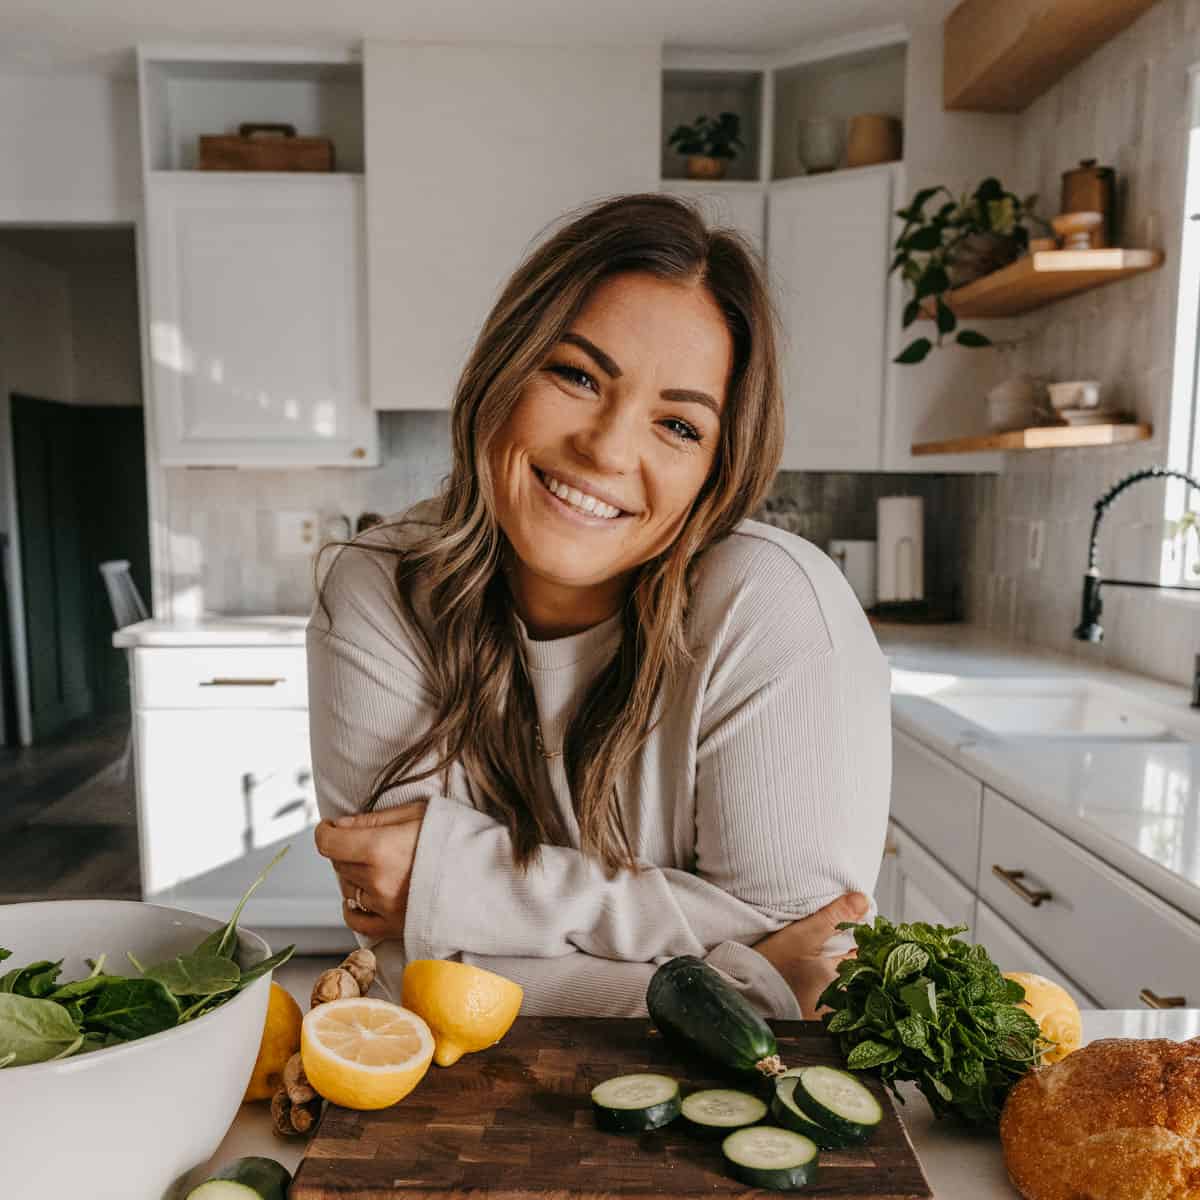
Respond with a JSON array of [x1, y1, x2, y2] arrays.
[[662, 417, 702, 445], [549, 364, 597, 392]]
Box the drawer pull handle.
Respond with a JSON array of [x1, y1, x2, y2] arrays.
[[992, 865, 1053, 907], [1140, 988, 1188, 1009], [199, 677, 285, 687], [883, 841, 898, 857]]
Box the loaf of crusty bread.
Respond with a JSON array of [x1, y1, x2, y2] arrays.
[[1000, 1036, 1200, 1200]]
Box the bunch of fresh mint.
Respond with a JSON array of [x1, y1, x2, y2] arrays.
[[0, 847, 295, 1069], [817, 916, 1045, 1128]]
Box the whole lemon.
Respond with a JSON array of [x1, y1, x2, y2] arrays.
[[243, 982, 303, 1101], [401, 960, 523, 1067], [1004, 971, 1082, 1064]]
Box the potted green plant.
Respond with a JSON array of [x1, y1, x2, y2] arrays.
[[667, 112, 745, 180], [891, 177, 1050, 364]]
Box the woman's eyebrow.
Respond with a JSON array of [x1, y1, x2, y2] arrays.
[[561, 332, 622, 378], [560, 332, 720, 417]]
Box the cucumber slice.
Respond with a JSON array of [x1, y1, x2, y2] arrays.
[[788, 1066, 882, 1142], [771, 1077, 857, 1149], [721, 1125, 819, 1191], [680, 1088, 767, 1136], [591, 1073, 681, 1133], [186, 1156, 291, 1200]]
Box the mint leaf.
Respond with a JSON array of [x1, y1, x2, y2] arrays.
[[883, 943, 928, 986], [846, 1040, 901, 1070]]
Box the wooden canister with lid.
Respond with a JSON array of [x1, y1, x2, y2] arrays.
[[1061, 159, 1116, 247]]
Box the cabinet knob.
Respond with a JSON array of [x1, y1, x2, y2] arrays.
[[882, 841, 898, 857], [991, 864, 1053, 907], [1139, 988, 1188, 1009], [351, 446, 366, 459]]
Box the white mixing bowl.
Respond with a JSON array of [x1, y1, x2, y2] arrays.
[[0, 900, 273, 1200]]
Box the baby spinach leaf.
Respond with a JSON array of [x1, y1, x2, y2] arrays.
[[126, 951, 146, 974], [0, 949, 10, 963], [85, 977, 179, 1040], [0, 959, 63, 998], [145, 952, 240, 998], [235, 944, 297, 991], [196, 844, 291, 961], [0, 1051, 14, 1067], [0, 993, 85, 1065], [48, 974, 123, 1003]]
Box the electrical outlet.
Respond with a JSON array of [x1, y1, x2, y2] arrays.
[[276, 510, 320, 557], [1027, 520, 1046, 571]]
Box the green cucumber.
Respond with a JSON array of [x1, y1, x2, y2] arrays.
[[771, 1076, 857, 1149], [591, 1073, 681, 1132], [787, 1065, 882, 1142], [721, 1125, 819, 1191], [186, 1156, 291, 1200], [680, 1088, 767, 1136], [646, 956, 782, 1079]]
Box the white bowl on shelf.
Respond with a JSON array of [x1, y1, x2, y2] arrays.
[[0, 900, 273, 1200], [1048, 380, 1101, 411]]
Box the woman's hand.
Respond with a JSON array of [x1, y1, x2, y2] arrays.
[[753, 891, 870, 1018], [313, 801, 428, 939]]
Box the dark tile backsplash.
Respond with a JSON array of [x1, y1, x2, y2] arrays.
[[755, 471, 976, 618]]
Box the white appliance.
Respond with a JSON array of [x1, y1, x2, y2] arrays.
[[877, 496, 925, 602], [829, 539, 877, 608]]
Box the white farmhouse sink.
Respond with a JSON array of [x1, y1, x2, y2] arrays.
[[891, 672, 1193, 741]]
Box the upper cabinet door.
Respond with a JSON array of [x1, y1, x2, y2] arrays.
[[145, 174, 378, 467], [767, 165, 894, 471], [364, 43, 659, 411]]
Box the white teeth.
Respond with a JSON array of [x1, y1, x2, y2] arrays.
[[541, 471, 621, 519]]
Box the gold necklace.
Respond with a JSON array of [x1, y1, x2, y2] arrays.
[[534, 723, 561, 760]]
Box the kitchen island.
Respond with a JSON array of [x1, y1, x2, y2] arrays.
[[188, 956, 1200, 1200]]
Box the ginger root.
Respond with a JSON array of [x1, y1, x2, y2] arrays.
[[270, 949, 379, 1137], [310, 948, 377, 1008], [271, 1087, 321, 1137]]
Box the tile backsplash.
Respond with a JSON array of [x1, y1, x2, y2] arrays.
[[164, 411, 971, 619]]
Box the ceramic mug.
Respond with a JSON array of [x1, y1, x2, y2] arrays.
[[796, 116, 842, 173], [1048, 380, 1101, 411]]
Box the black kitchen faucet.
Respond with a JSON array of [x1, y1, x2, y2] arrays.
[[1075, 467, 1200, 705]]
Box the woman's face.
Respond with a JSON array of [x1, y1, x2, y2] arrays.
[[489, 270, 733, 636]]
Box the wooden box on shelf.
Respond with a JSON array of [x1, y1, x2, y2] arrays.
[[198, 123, 334, 172]]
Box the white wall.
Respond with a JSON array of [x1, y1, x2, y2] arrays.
[[0, 74, 140, 224], [67, 257, 143, 407]]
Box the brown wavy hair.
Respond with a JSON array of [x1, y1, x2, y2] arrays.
[[338, 193, 782, 873]]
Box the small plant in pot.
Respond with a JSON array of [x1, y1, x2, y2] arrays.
[[667, 112, 745, 180], [891, 177, 1050, 364]]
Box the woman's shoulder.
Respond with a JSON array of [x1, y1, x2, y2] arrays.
[[689, 517, 880, 661], [309, 497, 441, 650]]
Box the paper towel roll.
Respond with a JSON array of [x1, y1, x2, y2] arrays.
[[877, 496, 924, 602]]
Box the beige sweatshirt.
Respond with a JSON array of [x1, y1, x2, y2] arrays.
[[306, 500, 892, 1019]]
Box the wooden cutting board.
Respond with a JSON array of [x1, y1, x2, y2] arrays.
[[291, 1017, 932, 1199]]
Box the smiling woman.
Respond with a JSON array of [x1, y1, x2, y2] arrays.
[[306, 194, 891, 1019]]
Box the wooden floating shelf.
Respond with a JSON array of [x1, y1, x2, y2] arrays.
[[944, 0, 1159, 113], [912, 422, 1152, 456], [934, 249, 1164, 318]]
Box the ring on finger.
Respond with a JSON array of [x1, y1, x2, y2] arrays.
[[348, 885, 377, 916]]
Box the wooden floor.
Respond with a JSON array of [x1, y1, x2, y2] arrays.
[[0, 713, 141, 902]]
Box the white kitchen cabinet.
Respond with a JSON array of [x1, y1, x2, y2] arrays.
[[973, 900, 1098, 1008], [890, 824, 976, 935], [660, 181, 766, 257], [875, 820, 901, 920], [978, 786, 1200, 1010], [767, 164, 896, 470], [364, 42, 659, 411], [890, 728, 983, 887], [128, 642, 349, 950], [144, 173, 378, 466]]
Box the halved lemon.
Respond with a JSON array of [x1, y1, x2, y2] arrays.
[[401, 959, 523, 1067], [300, 997, 434, 1110]]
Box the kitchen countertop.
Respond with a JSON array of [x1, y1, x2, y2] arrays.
[[194, 956, 1200, 1200], [878, 623, 1200, 925], [113, 615, 308, 648]]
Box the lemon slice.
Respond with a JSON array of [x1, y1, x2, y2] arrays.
[[401, 959, 523, 1067], [300, 997, 434, 1109]]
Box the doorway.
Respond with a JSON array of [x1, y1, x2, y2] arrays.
[[0, 225, 149, 745]]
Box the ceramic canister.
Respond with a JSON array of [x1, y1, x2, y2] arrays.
[[845, 114, 902, 168], [877, 496, 925, 603]]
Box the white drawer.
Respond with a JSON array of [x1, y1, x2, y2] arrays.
[[132, 646, 308, 709], [973, 900, 1098, 1008], [890, 729, 982, 886], [979, 787, 1200, 1010], [890, 825, 976, 935]]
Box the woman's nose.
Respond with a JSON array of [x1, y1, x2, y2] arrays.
[[570, 401, 639, 474]]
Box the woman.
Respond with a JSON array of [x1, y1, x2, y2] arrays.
[[308, 193, 891, 1019]]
